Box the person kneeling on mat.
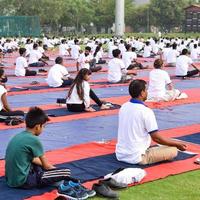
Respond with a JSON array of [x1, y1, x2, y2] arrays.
[[67, 68, 110, 112]]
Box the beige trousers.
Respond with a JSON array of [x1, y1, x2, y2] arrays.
[[139, 146, 178, 165]]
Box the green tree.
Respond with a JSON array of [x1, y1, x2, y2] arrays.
[[149, 0, 193, 32]]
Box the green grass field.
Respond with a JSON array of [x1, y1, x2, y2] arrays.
[[93, 169, 200, 200]]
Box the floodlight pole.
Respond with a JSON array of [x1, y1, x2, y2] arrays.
[[115, 0, 125, 36]]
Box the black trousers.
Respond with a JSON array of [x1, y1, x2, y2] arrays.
[[67, 89, 102, 112], [90, 59, 102, 72], [21, 164, 71, 189], [25, 69, 37, 76], [0, 109, 24, 117], [60, 79, 73, 87], [176, 69, 199, 78]]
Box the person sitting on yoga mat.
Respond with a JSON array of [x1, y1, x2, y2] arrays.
[[67, 68, 110, 112], [28, 43, 47, 67], [5, 107, 94, 199], [15, 48, 37, 77], [76, 46, 102, 72], [0, 68, 24, 120], [115, 79, 187, 165], [46, 57, 73, 88], [93, 45, 106, 64], [147, 59, 187, 102], [108, 49, 134, 83], [176, 48, 200, 79]]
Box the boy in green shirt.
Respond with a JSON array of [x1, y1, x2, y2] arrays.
[[5, 107, 95, 199], [5, 107, 71, 188]]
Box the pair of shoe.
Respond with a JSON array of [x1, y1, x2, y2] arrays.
[[92, 178, 127, 199], [57, 180, 96, 200]]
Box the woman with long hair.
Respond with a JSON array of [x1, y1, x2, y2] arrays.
[[67, 68, 110, 112], [93, 44, 106, 64]]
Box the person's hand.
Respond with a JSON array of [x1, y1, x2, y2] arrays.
[[176, 142, 187, 151], [85, 107, 96, 112]]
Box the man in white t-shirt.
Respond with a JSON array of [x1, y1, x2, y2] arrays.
[[59, 39, 70, 57], [190, 44, 200, 61], [108, 49, 133, 83], [115, 79, 187, 165], [71, 39, 80, 60], [29, 43, 46, 67], [166, 43, 179, 67], [147, 59, 186, 102], [122, 44, 137, 69], [46, 57, 73, 88], [143, 41, 152, 58], [15, 48, 37, 77], [176, 49, 200, 78], [77, 46, 101, 72]]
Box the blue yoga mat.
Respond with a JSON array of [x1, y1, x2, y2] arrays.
[[177, 132, 200, 145], [46, 104, 121, 117], [0, 151, 195, 200], [1, 103, 200, 159]]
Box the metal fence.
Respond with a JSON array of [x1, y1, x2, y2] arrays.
[[0, 16, 41, 37]]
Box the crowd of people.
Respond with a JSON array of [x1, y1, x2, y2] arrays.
[[1, 35, 200, 199]]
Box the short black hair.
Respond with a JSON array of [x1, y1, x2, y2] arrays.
[[55, 56, 63, 64], [85, 46, 91, 51], [125, 44, 131, 51], [182, 48, 188, 55], [172, 43, 177, 49], [112, 49, 121, 58], [129, 79, 147, 98], [33, 43, 38, 49], [25, 107, 49, 128], [19, 48, 26, 55]]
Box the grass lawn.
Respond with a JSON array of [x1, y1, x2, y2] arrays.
[[93, 169, 200, 200]]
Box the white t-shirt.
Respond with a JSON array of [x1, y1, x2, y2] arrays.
[[162, 47, 171, 61], [191, 48, 199, 60], [94, 51, 103, 63], [116, 101, 158, 164], [148, 69, 171, 99], [122, 51, 137, 69], [71, 44, 80, 60], [66, 81, 90, 108], [38, 46, 44, 55], [108, 58, 126, 83], [15, 56, 28, 76], [166, 49, 179, 64], [143, 45, 152, 58], [59, 43, 69, 56], [176, 55, 193, 76], [28, 49, 42, 64], [46, 64, 69, 87], [0, 85, 7, 111], [78, 53, 93, 69]]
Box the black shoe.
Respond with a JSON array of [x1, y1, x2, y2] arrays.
[[99, 178, 128, 189], [92, 183, 119, 199]]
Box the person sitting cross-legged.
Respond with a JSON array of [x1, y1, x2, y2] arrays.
[[115, 79, 187, 165]]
